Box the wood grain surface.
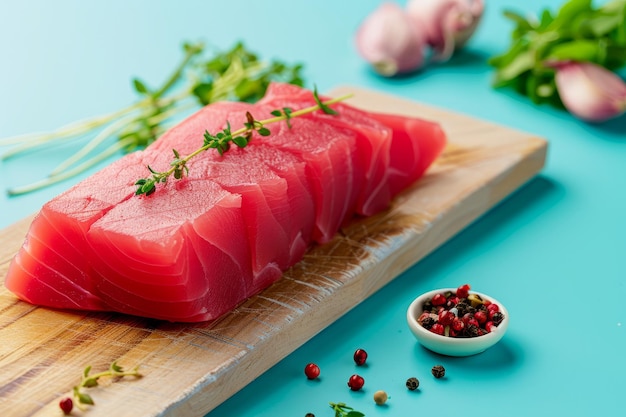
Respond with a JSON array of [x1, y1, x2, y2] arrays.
[[0, 86, 547, 416]]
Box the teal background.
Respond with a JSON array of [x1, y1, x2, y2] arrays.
[[0, 1, 624, 416]]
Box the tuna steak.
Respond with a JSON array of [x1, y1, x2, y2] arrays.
[[4, 83, 446, 322]]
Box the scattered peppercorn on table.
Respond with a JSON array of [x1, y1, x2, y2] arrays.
[[0, 1, 624, 417]]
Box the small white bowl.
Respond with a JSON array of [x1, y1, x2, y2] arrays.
[[406, 288, 509, 357]]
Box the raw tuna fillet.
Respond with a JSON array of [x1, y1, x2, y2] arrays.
[[4, 83, 446, 322], [258, 83, 394, 216]]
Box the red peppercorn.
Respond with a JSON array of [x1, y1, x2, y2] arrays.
[[456, 284, 470, 299], [430, 323, 445, 335], [485, 321, 496, 332], [474, 310, 487, 324], [304, 363, 320, 379], [59, 397, 73, 415], [431, 293, 447, 306], [487, 303, 499, 313], [461, 313, 471, 323], [487, 304, 500, 320], [418, 311, 430, 323], [467, 317, 479, 328], [452, 317, 465, 332], [348, 374, 365, 391], [447, 296, 460, 307], [438, 310, 455, 326], [353, 349, 368, 366]]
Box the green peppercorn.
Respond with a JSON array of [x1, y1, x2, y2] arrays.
[[468, 293, 484, 308]]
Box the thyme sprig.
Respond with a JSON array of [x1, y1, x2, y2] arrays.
[[329, 402, 365, 417], [135, 88, 352, 196], [68, 361, 141, 411], [1, 42, 304, 196]]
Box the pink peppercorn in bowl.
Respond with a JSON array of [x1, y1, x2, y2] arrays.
[[406, 287, 510, 357]]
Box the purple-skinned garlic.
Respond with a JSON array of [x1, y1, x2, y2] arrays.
[[407, 0, 484, 62], [355, 2, 426, 76], [551, 61, 626, 122]]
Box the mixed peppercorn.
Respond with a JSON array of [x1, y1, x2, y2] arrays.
[[297, 285, 504, 415], [303, 349, 448, 415], [417, 284, 504, 337]]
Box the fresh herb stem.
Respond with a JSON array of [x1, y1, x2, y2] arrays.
[[135, 91, 352, 196], [49, 113, 140, 176], [7, 137, 135, 196], [152, 42, 204, 99], [329, 402, 365, 417], [69, 361, 142, 411], [0, 97, 158, 152], [49, 99, 195, 177], [1, 41, 305, 195]]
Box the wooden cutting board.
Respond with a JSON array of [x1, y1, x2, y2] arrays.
[[0, 86, 547, 417]]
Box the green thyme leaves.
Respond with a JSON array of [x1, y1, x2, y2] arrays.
[[329, 402, 365, 417], [135, 91, 352, 196], [270, 108, 294, 128], [62, 360, 141, 412], [314, 85, 339, 115]]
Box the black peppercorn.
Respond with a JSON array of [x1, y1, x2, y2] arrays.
[[421, 316, 435, 330], [431, 365, 445, 379], [406, 377, 420, 390], [466, 324, 480, 338], [491, 311, 504, 326], [305, 413, 315, 417], [456, 301, 470, 316]]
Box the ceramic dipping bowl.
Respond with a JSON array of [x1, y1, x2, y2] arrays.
[[407, 288, 509, 356]]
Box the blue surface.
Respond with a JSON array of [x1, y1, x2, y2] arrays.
[[1, 1, 625, 416]]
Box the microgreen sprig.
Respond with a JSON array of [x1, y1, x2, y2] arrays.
[[135, 88, 352, 196], [329, 402, 365, 417], [67, 361, 141, 411]]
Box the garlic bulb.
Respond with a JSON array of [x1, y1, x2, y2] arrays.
[[355, 2, 426, 76], [407, 0, 484, 61], [551, 61, 626, 122]]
